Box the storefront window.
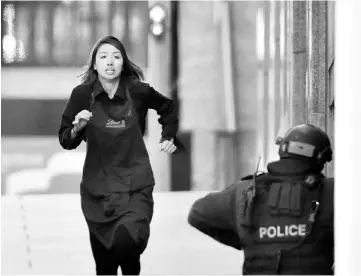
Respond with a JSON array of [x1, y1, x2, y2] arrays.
[[34, 3, 50, 63], [75, 1, 92, 64], [129, 1, 148, 68], [111, 2, 127, 44], [94, 1, 110, 41], [53, 3, 73, 65], [2, 3, 17, 64], [1, 1, 149, 67]]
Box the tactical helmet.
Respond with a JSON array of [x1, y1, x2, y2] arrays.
[[275, 124, 333, 164]]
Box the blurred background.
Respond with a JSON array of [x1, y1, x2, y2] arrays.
[[1, 0, 336, 274]]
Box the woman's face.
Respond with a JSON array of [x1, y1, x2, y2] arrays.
[[94, 43, 123, 82]]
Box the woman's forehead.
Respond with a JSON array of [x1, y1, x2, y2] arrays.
[[97, 43, 120, 53]]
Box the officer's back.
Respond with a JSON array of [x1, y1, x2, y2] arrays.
[[188, 124, 334, 275]]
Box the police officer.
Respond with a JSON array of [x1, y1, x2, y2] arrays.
[[188, 124, 334, 275]]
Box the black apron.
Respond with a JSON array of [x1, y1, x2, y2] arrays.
[[80, 84, 155, 253]]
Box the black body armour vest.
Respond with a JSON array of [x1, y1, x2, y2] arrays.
[[236, 173, 334, 275]]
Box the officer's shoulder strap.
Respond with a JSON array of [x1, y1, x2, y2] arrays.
[[240, 171, 266, 181], [234, 178, 254, 196]]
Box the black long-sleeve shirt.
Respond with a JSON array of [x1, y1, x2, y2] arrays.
[[58, 80, 181, 150]]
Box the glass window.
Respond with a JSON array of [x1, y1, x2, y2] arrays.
[[128, 1, 148, 68], [53, 3, 73, 65], [34, 3, 50, 64], [94, 1, 111, 42], [75, 1, 92, 65], [2, 3, 17, 64], [111, 1, 127, 43], [1, 1, 149, 67], [15, 4, 30, 63]]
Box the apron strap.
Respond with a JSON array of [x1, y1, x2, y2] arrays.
[[125, 85, 132, 101], [89, 92, 95, 111]]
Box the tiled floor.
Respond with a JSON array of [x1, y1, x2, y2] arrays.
[[1, 192, 243, 275]]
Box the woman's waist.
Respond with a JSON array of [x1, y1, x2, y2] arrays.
[[81, 170, 154, 194], [84, 153, 150, 170]]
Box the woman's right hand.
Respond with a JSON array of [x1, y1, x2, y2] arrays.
[[72, 110, 92, 133]]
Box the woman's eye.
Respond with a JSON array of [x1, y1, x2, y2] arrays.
[[100, 56, 106, 59], [114, 56, 121, 59]]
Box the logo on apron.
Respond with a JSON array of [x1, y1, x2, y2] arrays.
[[106, 119, 125, 128]]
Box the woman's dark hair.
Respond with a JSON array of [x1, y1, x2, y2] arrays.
[[79, 36, 144, 85]]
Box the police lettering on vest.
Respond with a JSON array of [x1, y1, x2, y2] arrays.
[[259, 224, 306, 239]]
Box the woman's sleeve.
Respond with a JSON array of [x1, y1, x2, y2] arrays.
[[58, 88, 87, 150], [146, 84, 186, 151]]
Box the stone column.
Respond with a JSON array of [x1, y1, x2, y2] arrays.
[[179, 1, 262, 190], [325, 1, 335, 177], [178, 1, 225, 190], [307, 1, 328, 131], [274, 1, 282, 135], [260, 1, 271, 164], [229, 1, 260, 178], [266, 1, 281, 164], [290, 1, 308, 126], [147, 0, 172, 191]]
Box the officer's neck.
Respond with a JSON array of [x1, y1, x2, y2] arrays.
[[267, 158, 323, 176]]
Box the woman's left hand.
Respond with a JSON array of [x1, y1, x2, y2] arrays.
[[159, 138, 177, 154]]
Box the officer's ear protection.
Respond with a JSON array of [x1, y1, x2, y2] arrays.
[[316, 146, 333, 164]]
